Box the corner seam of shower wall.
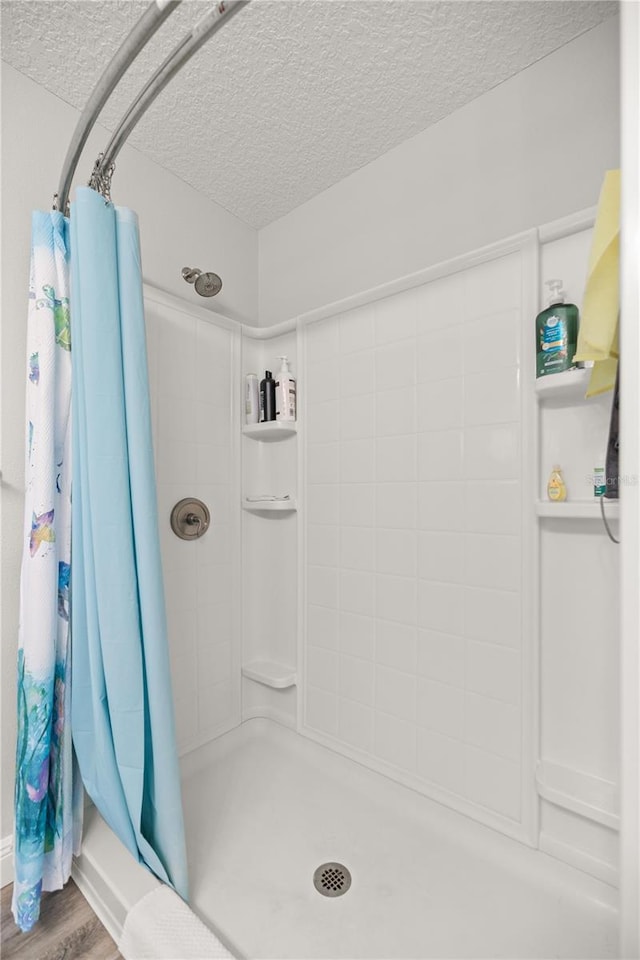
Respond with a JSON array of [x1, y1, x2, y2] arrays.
[[521, 227, 541, 850], [296, 319, 307, 735], [231, 323, 244, 731]]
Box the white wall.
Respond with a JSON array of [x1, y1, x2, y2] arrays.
[[536, 227, 620, 886], [0, 62, 257, 841], [145, 290, 242, 755], [258, 17, 620, 326], [300, 246, 534, 843]]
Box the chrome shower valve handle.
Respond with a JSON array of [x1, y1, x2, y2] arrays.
[[170, 498, 210, 540]]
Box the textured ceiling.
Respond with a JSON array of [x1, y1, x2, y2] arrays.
[[2, 0, 617, 228]]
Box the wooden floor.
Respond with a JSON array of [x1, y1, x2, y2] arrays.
[[1, 878, 122, 960]]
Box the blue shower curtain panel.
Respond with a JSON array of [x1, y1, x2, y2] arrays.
[[12, 211, 83, 932], [70, 187, 188, 900]]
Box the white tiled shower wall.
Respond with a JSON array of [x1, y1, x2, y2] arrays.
[[303, 252, 527, 826], [145, 294, 240, 752]]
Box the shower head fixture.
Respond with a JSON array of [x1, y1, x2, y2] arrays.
[[181, 266, 222, 297]]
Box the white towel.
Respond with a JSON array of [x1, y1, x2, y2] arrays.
[[119, 885, 234, 960]]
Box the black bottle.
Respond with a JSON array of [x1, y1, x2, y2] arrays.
[[259, 370, 276, 422]]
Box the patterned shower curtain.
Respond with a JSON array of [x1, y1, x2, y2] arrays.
[[12, 211, 83, 932]]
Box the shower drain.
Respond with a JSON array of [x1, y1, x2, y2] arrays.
[[313, 862, 352, 897]]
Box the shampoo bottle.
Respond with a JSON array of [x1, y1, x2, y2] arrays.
[[275, 356, 296, 422], [535, 280, 579, 378], [259, 370, 276, 422]]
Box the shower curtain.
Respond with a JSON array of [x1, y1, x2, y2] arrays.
[[12, 211, 83, 932], [70, 186, 188, 900]]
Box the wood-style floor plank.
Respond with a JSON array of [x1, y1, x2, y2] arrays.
[[1, 878, 122, 959]]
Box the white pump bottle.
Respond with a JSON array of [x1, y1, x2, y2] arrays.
[[275, 356, 296, 422]]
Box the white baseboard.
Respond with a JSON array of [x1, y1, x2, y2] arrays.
[[1, 835, 13, 888]]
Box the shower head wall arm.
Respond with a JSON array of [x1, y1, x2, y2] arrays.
[[94, 1, 249, 189], [182, 267, 202, 284]]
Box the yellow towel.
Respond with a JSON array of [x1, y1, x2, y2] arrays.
[[573, 169, 620, 397]]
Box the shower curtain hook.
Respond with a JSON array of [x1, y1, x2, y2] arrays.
[[52, 193, 70, 217], [88, 153, 116, 204]]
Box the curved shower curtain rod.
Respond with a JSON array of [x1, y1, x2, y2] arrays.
[[55, 0, 248, 214], [54, 0, 180, 213]]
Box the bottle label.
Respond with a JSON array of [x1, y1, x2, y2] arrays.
[[548, 471, 566, 501], [536, 307, 579, 378], [275, 378, 296, 420], [541, 316, 565, 355]]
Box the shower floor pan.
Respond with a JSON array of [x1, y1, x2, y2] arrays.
[[75, 718, 618, 959]]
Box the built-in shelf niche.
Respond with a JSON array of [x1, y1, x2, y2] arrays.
[[242, 660, 297, 689], [242, 498, 297, 514], [536, 500, 619, 520], [242, 421, 297, 441], [535, 368, 592, 402]]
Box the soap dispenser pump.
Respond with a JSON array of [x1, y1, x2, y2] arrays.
[[275, 355, 296, 422]]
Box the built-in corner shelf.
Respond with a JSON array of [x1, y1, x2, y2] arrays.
[[535, 368, 591, 402], [242, 421, 297, 441], [242, 498, 297, 514], [242, 660, 297, 689], [536, 499, 619, 520]]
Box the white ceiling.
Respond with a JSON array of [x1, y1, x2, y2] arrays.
[[2, 0, 617, 228]]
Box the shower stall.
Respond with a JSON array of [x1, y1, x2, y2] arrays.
[[2, 0, 639, 957], [76, 221, 622, 957]]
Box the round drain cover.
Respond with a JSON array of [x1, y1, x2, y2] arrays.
[[313, 862, 352, 897]]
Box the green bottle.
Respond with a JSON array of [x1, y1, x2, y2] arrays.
[[536, 279, 580, 378]]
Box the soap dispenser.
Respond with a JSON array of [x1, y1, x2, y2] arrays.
[[535, 279, 579, 378], [275, 356, 296, 422]]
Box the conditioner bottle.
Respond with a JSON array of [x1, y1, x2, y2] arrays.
[[275, 356, 296, 422], [259, 370, 276, 422]]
